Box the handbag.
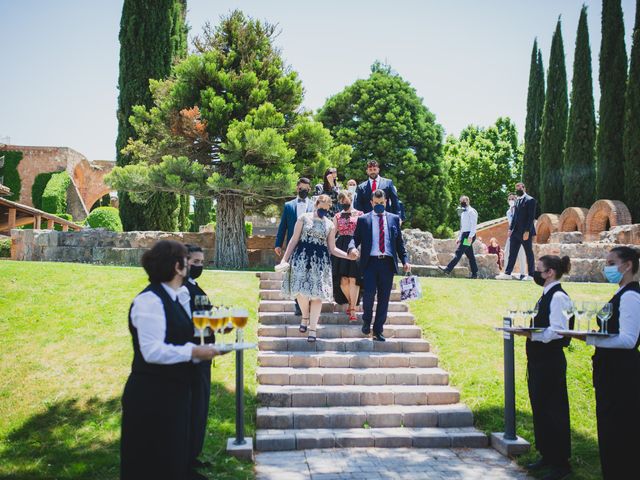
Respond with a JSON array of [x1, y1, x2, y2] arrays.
[[399, 274, 422, 301], [275, 261, 290, 273]]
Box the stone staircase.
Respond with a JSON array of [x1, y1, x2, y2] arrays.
[[254, 271, 488, 451]]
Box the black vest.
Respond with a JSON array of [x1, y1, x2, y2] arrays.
[[596, 281, 640, 351], [530, 283, 573, 348], [128, 283, 194, 382], [184, 280, 215, 343]]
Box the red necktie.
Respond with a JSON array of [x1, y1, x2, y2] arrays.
[[372, 179, 377, 192], [378, 214, 385, 254]]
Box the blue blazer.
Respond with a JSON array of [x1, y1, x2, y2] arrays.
[[275, 198, 313, 248], [349, 212, 408, 274], [511, 194, 537, 237], [354, 177, 400, 215]]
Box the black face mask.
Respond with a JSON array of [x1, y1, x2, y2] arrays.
[[190, 265, 203, 280], [533, 270, 546, 287], [298, 189, 309, 199], [460, 201, 468, 208], [516, 189, 524, 197]]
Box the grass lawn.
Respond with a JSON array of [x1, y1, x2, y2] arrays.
[[0, 262, 612, 479]]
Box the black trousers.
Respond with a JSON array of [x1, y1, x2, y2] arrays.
[[121, 373, 191, 480], [446, 232, 478, 275], [505, 232, 535, 275], [526, 342, 571, 467], [190, 360, 212, 466], [593, 349, 640, 479], [362, 257, 395, 335]]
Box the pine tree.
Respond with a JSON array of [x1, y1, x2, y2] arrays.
[[115, 0, 188, 231], [597, 0, 628, 200], [624, 0, 640, 220], [539, 18, 568, 213], [564, 5, 596, 208], [522, 40, 545, 205]]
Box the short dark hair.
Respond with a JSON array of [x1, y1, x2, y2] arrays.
[[141, 240, 188, 284], [297, 177, 310, 186], [185, 244, 203, 256], [367, 160, 379, 168], [372, 189, 386, 200], [611, 246, 640, 274], [540, 255, 571, 279]]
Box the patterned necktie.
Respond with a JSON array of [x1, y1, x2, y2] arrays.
[[378, 214, 385, 254], [372, 179, 377, 192]]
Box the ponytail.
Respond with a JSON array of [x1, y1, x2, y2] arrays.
[[540, 255, 571, 279]]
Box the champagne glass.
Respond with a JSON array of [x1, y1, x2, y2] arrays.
[[507, 301, 518, 327], [231, 307, 249, 344], [584, 301, 598, 333], [192, 310, 208, 345], [519, 301, 530, 329], [561, 300, 575, 331], [575, 301, 587, 332], [597, 303, 613, 334], [531, 302, 539, 328]]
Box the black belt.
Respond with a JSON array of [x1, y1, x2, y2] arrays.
[[372, 255, 391, 260]]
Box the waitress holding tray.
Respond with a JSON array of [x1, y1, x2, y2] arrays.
[[561, 246, 640, 480]]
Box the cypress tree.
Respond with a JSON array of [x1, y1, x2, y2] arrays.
[[564, 5, 596, 207], [539, 18, 568, 213], [597, 0, 628, 200], [624, 0, 640, 220], [115, 0, 188, 231], [522, 40, 545, 204]]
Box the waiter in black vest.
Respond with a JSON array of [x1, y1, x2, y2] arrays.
[[120, 241, 225, 480], [513, 255, 573, 480], [561, 246, 640, 480]]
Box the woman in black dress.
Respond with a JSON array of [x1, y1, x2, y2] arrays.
[[120, 240, 225, 480], [315, 167, 340, 217]]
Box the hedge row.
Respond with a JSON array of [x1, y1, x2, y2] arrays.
[[31, 171, 56, 210], [0, 151, 23, 201], [41, 172, 71, 214], [86, 207, 123, 232], [0, 237, 10, 257]]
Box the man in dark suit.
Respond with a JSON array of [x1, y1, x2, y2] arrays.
[[275, 178, 313, 315], [348, 189, 410, 341], [496, 182, 537, 280], [354, 160, 400, 215]]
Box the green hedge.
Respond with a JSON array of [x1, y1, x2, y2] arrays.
[[41, 172, 71, 214], [31, 171, 56, 210], [0, 151, 23, 201], [86, 207, 123, 232], [0, 237, 10, 257]]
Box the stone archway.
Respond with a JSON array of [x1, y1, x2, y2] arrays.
[[586, 200, 632, 240], [558, 207, 589, 233], [536, 213, 559, 244]]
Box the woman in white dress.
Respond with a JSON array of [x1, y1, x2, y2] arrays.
[[278, 194, 352, 342]]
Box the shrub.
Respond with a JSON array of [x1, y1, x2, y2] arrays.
[[41, 172, 71, 214], [31, 172, 56, 210], [0, 237, 10, 257], [0, 151, 23, 201], [245, 221, 253, 238], [86, 207, 123, 232]]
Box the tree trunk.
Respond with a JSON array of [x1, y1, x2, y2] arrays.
[[214, 193, 248, 269]]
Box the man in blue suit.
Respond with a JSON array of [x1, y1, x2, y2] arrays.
[[349, 189, 410, 341], [497, 182, 537, 280], [354, 160, 400, 215], [275, 178, 313, 314]]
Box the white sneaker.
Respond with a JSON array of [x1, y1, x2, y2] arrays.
[[495, 273, 513, 280], [521, 275, 533, 281]]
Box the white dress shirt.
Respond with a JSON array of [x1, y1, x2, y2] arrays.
[[458, 206, 478, 240], [368, 176, 381, 190], [587, 287, 640, 349], [371, 212, 392, 257], [130, 283, 197, 364], [531, 281, 572, 343], [506, 207, 515, 228], [296, 197, 311, 218]]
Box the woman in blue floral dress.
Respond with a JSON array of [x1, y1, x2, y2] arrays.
[[279, 194, 352, 342]]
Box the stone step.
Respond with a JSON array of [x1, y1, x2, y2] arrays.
[[260, 289, 403, 302], [256, 404, 474, 430], [260, 280, 399, 291], [255, 426, 488, 451], [258, 336, 430, 353], [258, 300, 409, 313], [256, 367, 449, 386], [257, 324, 421, 339], [258, 311, 415, 326], [258, 351, 439, 368], [257, 385, 459, 407], [259, 271, 400, 286]]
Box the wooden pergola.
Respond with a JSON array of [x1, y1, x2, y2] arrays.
[[0, 195, 83, 233]]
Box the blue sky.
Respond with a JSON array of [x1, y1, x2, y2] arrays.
[[0, 0, 636, 160]]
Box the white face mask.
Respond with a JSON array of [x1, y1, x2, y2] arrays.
[[348, 186, 356, 194], [508, 200, 515, 207]]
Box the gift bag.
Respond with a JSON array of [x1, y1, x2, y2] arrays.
[[399, 275, 422, 301]]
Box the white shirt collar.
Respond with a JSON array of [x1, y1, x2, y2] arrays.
[[369, 176, 380, 184], [188, 277, 196, 285], [543, 280, 561, 295], [161, 282, 189, 301]]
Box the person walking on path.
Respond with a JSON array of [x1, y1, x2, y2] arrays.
[[496, 182, 536, 280], [438, 195, 478, 279], [275, 178, 314, 315], [331, 191, 364, 321], [502, 192, 527, 276], [314, 167, 341, 217], [278, 194, 352, 342], [354, 160, 400, 215], [348, 189, 410, 342]]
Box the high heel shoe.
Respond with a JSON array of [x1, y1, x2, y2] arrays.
[[299, 317, 309, 333], [348, 307, 357, 322], [307, 328, 317, 343]]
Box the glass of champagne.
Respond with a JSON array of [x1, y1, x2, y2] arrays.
[[192, 308, 208, 346], [231, 307, 249, 344], [597, 303, 613, 334], [209, 307, 223, 344]]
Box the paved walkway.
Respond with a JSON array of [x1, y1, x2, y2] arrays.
[[256, 448, 532, 480]]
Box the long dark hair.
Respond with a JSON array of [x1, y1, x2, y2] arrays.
[[322, 167, 337, 192]]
